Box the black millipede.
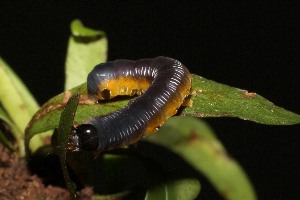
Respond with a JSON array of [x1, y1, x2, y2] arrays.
[[69, 56, 192, 152]]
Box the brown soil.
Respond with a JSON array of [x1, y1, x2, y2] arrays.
[[0, 144, 93, 200]]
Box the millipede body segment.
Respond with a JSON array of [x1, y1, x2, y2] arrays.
[[70, 56, 192, 152]]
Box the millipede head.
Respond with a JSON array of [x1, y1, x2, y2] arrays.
[[70, 124, 99, 152]]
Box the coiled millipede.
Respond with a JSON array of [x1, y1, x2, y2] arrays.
[[69, 56, 192, 152]]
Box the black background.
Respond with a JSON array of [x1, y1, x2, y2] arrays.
[[1, 2, 299, 199]]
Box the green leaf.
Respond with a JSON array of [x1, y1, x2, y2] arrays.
[[183, 75, 300, 125], [25, 74, 300, 154], [147, 116, 257, 200], [0, 58, 40, 155], [0, 58, 36, 132], [71, 19, 106, 37], [0, 58, 39, 115], [57, 94, 80, 199], [145, 178, 200, 200], [65, 19, 108, 90]]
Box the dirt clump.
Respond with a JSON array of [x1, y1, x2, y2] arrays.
[[0, 144, 92, 200]]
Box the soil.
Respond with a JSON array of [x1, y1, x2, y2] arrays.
[[0, 143, 93, 200]]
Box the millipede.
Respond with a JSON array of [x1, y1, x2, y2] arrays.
[[69, 56, 192, 152]]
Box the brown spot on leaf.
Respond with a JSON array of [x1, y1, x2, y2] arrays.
[[243, 91, 257, 98], [187, 130, 199, 143], [19, 103, 27, 111], [25, 91, 96, 135], [62, 91, 72, 104], [221, 189, 230, 199]]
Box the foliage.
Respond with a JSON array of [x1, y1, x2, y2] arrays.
[[1, 19, 299, 199]]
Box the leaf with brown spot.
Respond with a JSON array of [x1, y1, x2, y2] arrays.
[[24, 83, 129, 154], [25, 74, 300, 154], [182, 75, 300, 125]]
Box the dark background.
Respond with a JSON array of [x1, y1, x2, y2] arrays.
[[1, 2, 299, 199]]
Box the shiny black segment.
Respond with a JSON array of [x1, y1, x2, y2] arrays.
[[73, 124, 99, 151]]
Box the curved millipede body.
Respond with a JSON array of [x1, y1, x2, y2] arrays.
[[70, 56, 192, 152]]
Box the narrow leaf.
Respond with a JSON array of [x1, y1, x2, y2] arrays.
[[0, 58, 39, 116], [145, 178, 200, 200], [0, 58, 40, 155], [65, 19, 108, 90], [57, 94, 80, 199], [147, 116, 257, 200], [0, 58, 36, 133]]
